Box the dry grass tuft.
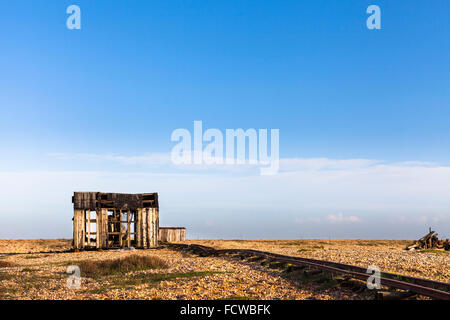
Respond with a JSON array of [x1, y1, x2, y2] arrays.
[[77, 255, 168, 278], [0, 261, 15, 268]]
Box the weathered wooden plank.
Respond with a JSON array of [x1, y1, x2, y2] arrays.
[[149, 208, 153, 247], [136, 208, 142, 248], [142, 208, 147, 248], [155, 208, 159, 245], [155, 208, 159, 246], [80, 209, 86, 249], [87, 210, 91, 247], [96, 210, 100, 249], [154, 208, 159, 246], [73, 209, 83, 249], [101, 209, 108, 248], [146, 208, 151, 248], [150, 208, 155, 247], [147, 208, 151, 247]]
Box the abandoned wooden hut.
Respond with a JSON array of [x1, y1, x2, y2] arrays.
[[159, 227, 186, 242], [72, 192, 159, 250]]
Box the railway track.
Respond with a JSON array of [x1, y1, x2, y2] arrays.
[[168, 243, 450, 300]]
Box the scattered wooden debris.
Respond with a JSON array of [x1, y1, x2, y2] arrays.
[[406, 228, 450, 251], [375, 290, 417, 300]]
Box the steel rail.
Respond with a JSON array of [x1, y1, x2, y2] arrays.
[[220, 248, 450, 292], [170, 243, 450, 300]]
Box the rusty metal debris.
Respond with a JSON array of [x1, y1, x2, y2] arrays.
[[406, 228, 450, 251]]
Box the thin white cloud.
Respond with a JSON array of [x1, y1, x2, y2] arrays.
[[47, 152, 171, 166], [327, 213, 361, 223], [3, 155, 450, 238], [46, 152, 440, 174], [280, 158, 382, 171]]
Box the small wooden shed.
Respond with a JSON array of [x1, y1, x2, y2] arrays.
[[72, 192, 159, 250], [159, 227, 186, 242]]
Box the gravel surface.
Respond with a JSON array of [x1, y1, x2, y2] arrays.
[[1, 239, 446, 300], [185, 240, 450, 282]]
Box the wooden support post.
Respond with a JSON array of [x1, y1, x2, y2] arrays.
[[87, 210, 91, 247], [127, 210, 131, 247], [73, 210, 78, 249], [113, 208, 117, 247], [96, 210, 101, 249], [119, 210, 123, 248], [151, 208, 155, 247], [156, 208, 160, 244]]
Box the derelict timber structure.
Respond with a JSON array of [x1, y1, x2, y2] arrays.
[[159, 227, 186, 242], [72, 192, 159, 250]]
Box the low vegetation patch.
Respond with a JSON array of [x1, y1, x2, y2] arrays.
[[282, 268, 361, 291], [223, 296, 252, 300], [76, 255, 168, 278], [114, 271, 221, 287], [0, 272, 15, 281], [418, 249, 448, 255], [356, 241, 380, 247], [86, 271, 224, 294], [24, 254, 50, 259], [0, 273, 61, 297], [297, 245, 324, 253]]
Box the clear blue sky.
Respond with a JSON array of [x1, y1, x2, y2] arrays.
[[0, 1, 449, 239]]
